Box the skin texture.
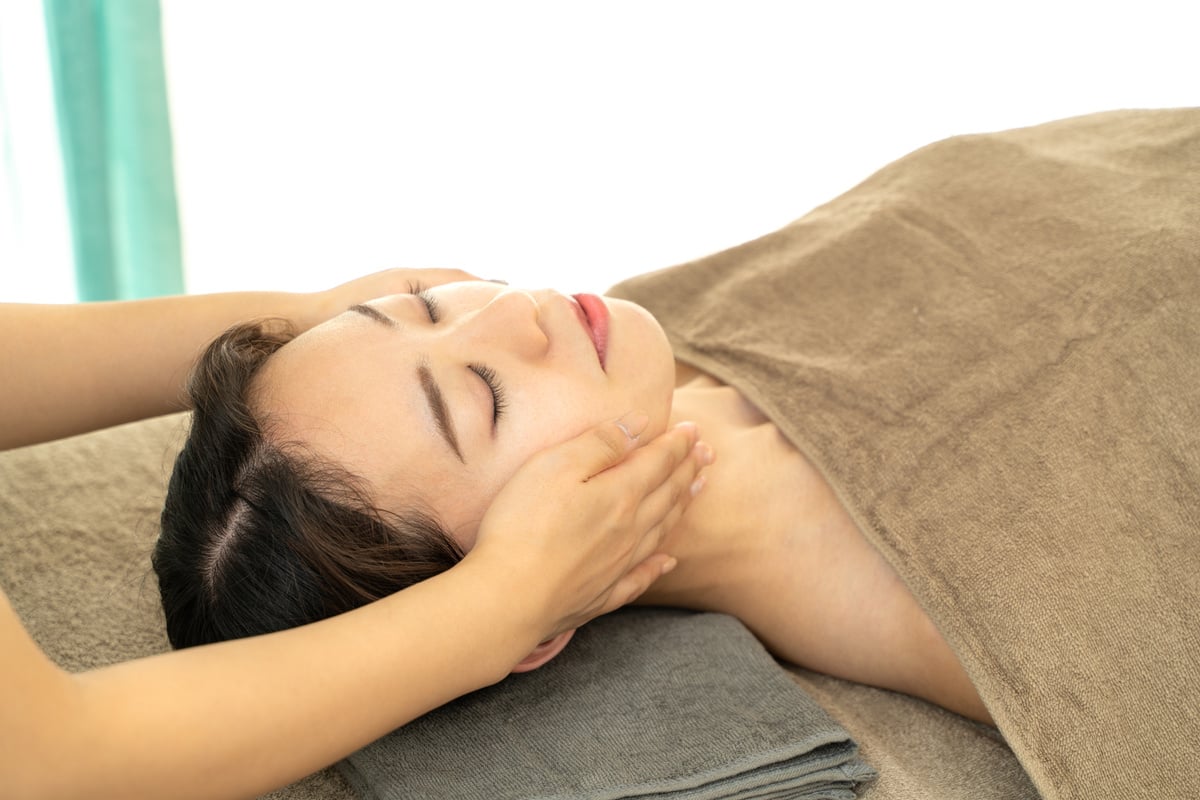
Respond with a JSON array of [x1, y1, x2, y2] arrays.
[[0, 270, 709, 799], [257, 279, 993, 724]]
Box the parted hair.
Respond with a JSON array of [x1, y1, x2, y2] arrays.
[[153, 320, 464, 649]]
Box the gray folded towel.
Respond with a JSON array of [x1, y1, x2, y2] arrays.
[[338, 608, 876, 800]]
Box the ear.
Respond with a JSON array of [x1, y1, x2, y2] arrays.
[[510, 629, 576, 673]]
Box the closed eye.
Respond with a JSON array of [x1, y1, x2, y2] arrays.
[[407, 284, 503, 430], [469, 364, 507, 425], [409, 283, 442, 322]]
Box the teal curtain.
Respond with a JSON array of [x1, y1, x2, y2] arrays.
[[43, 0, 183, 300]]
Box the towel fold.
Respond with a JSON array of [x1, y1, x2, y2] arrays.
[[339, 608, 876, 800]]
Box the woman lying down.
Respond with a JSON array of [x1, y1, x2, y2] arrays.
[[155, 273, 990, 723], [154, 110, 1200, 763]]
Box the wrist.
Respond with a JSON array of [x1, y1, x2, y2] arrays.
[[293, 289, 342, 333], [450, 550, 557, 674]]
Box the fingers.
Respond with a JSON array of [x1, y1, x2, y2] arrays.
[[619, 438, 714, 568], [317, 268, 482, 328], [601, 554, 679, 615], [588, 419, 702, 495], [584, 421, 712, 568], [471, 411, 713, 639], [551, 412, 653, 480], [639, 439, 714, 523], [415, 268, 479, 287]]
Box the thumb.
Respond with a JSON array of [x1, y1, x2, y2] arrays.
[[569, 412, 650, 479]]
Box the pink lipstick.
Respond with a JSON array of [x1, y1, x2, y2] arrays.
[[572, 293, 609, 370]]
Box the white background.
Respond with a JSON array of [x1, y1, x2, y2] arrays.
[[4, 1, 1198, 301]]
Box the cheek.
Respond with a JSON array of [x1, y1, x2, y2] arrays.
[[444, 368, 671, 551], [444, 421, 585, 551], [509, 400, 608, 462], [435, 419, 567, 551]]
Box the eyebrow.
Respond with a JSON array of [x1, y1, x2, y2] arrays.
[[418, 360, 465, 463], [347, 303, 465, 464], [347, 303, 396, 327]]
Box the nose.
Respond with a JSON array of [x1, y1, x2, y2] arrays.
[[461, 289, 549, 360]]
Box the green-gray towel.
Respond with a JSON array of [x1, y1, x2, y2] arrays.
[[338, 608, 876, 800]]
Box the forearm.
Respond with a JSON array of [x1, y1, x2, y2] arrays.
[[0, 293, 333, 450], [1, 268, 476, 450], [10, 559, 539, 800]]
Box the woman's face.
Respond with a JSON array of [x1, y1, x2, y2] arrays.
[[254, 281, 675, 546]]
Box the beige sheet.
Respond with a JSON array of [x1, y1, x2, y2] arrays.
[[0, 416, 354, 799]]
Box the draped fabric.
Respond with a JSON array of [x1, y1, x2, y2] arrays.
[[43, 0, 183, 300], [611, 109, 1200, 800]]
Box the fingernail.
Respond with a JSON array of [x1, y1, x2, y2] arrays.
[[661, 557, 678, 576], [693, 441, 715, 466], [616, 411, 650, 441], [690, 475, 707, 496], [673, 420, 699, 439]]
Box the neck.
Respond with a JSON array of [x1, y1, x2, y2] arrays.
[[635, 374, 821, 613]]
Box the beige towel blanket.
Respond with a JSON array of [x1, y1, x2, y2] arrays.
[[610, 108, 1200, 800]]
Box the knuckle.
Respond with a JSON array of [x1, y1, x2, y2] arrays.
[[596, 426, 629, 462], [655, 447, 681, 479], [669, 425, 696, 456], [613, 494, 638, 523]]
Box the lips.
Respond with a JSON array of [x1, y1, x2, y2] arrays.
[[571, 293, 609, 370]]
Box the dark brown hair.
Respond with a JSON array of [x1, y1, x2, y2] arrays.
[[154, 320, 463, 649]]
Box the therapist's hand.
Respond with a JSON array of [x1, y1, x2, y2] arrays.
[[469, 414, 714, 639], [302, 268, 478, 330]]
